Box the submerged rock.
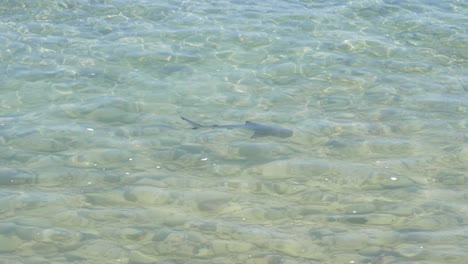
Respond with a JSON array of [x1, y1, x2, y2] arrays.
[[0, 168, 37, 185]]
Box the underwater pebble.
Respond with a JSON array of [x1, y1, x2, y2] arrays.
[[340, 215, 368, 225], [37, 228, 82, 244], [22, 240, 59, 255], [367, 139, 414, 156], [324, 228, 400, 249], [397, 216, 442, 230], [197, 198, 230, 213], [243, 159, 331, 179], [186, 190, 233, 211], [86, 190, 128, 206], [129, 250, 159, 263], [246, 255, 284, 264], [332, 232, 368, 249], [118, 228, 149, 241], [0, 168, 37, 185], [69, 239, 128, 260], [135, 208, 187, 227], [263, 62, 298, 78], [423, 245, 466, 263], [14, 217, 52, 228], [264, 208, 289, 220], [318, 96, 352, 111], [153, 233, 200, 257], [237, 32, 271, 47], [238, 143, 277, 159], [457, 147, 468, 164], [0, 233, 22, 252], [68, 149, 133, 168], [265, 238, 325, 260], [328, 253, 364, 264], [15, 225, 41, 241], [53, 210, 92, 227], [358, 245, 384, 256], [228, 49, 268, 64], [344, 203, 376, 214], [211, 239, 254, 254], [124, 186, 172, 205], [366, 214, 398, 225], [394, 243, 425, 259], [301, 190, 338, 203], [365, 229, 400, 246], [362, 171, 415, 189], [9, 137, 67, 152]]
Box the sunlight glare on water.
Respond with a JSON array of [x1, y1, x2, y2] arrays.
[[0, 0, 467, 263]]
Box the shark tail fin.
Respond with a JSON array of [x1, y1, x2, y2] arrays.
[[181, 116, 205, 129]]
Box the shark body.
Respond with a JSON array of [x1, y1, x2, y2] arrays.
[[181, 116, 293, 138]]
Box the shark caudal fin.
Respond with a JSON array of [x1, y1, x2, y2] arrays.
[[181, 117, 205, 129]]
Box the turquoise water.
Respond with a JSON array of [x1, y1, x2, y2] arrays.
[[1, 0, 467, 263]]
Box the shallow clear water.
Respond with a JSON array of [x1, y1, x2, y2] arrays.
[[1, 0, 467, 263]]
